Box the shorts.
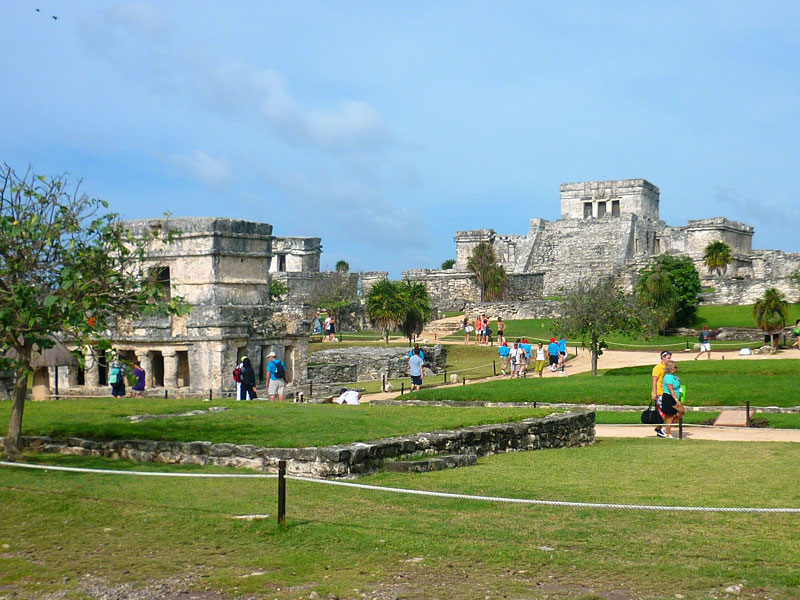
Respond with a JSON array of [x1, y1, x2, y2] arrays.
[[411, 375, 422, 386], [700, 342, 711, 351], [268, 378, 286, 396], [328, 324, 336, 334], [500, 356, 509, 369], [535, 360, 546, 374], [558, 351, 566, 357], [549, 355, 559, 366], [661, 393, 679, 416]]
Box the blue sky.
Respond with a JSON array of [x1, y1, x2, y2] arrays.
[[2, 2, 798, 276]]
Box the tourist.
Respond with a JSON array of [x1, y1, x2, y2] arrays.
[[496, 317, 506, 345], [109, 359, 125, 398], [557, 336, 567, 371], [130, 361, 145, 398], [534, 341, 546, 377], [239, 356, 258, 401], [520, 338, 532, 375], [327, 314, 336, 342], [323, 313, 332, 342], [661, 360, 685, 438], [651, 350, 672, 437], [547, 338, 559, 371], [509, 340, 524, 378], [312, 312, 322, 336], [694, 324, 712, 360], [266, 351, 287, 402], [474, 315, 482, 344], [408, 344, 425, 361], [409, 347, 424, 391], [497, 342, 510, 375], [335, 388, 362, 405], [463, 317, 472, 345], [481, 315, 490, 345], [233, 357, 244, 399], [792, 319, 800, 350]]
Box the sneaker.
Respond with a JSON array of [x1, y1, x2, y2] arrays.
[[656, 428, 666, 438], [667, 434, 675, 439]]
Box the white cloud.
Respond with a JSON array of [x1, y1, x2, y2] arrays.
[[716, 186, 800, 225], [169, 150, 231, 187]]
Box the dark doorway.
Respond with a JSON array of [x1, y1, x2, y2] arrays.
[[149, 351, 164, 387]]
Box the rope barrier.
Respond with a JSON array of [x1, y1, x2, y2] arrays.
[[2, 461, 798, 513]]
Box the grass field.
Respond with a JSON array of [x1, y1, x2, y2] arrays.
[[1, 439, 798, 599], [408, 359, 800, 407], [0, 398, 553, 447], [693, 303, 800, 329]]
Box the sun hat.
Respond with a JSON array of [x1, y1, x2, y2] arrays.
[[267, 351, 276, 357]]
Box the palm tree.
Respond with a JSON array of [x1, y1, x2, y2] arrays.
[[398, 280, 433, 345], [703, 241, 732, 276], [467, 242, 506, 301], [365, 279, 406, 346], [635, 262, 679, 332], [753, 288, 789, 350]]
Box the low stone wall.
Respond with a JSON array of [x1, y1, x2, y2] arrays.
[[463, 300, 564, 320], [308, 345, 448, 382], [1, 411, 594, 479]]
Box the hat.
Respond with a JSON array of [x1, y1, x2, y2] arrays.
[[550, 338, 555, 343], [267, 351, 276, 357], [240, 356, 247, 361], [660, 350, 672, 359]]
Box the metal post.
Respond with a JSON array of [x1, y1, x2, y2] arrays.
[[209, 389, 212, 402], [54, 367, 59, 397], [164, 389, 168, 399], [382, 374, 386, 392], [685, 340, 689, 350], [493, 360, 496, 376], [746, 401, 751, 427], [310, 381, 313, 397], [679, 419, 683, 440], [534, 401, 537, 408], [401, 382, 404, 395], [462, 377, 466, 386], [443, 370, 447, 384], [278, 460, 286, 527]]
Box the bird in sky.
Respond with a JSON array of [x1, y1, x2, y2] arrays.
[[52, 15, 57, 20]]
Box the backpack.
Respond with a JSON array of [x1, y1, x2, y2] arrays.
[[273, 360, 286, 379], [108, 368, 118, 384], [698, 331, 705, 342], [233, 364, 242, 383]]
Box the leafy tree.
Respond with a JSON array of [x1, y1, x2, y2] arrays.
[[440, 258, 456, 270], [555, 277, 655, 376], [397, 280, 433, 345], [636, 255, 701, 327], [703, 241, 732, 276], [365, 279, 407, 346], [335, 260, 349, 273], [268, 278, 288, 302], [466, 242, 506, 301], [753, 288, 789, 350], [0, 165, 188, 457], [310, 270, 357, 330]]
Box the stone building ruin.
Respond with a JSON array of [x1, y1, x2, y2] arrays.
[[405, 179, 800, 310]]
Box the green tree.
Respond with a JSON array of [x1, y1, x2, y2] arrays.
[[0, 165, 188, 457], [703, 241, 732, 276], [555, 277, 655, 376], [440, 258, 456, 270], [397, 280, 433, 345], [635, 262, 679, 332], [335, 260, 350, 273], [466, 242, 507, 301], [365, 279, 406, 346], [753, 288, 789, 350], [636, 255, 702, 327], [268, 278, 288, 302]]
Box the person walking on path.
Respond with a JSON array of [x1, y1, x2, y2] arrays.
[[496, 317, 506, 345], [547, 338, 559, 371], [463, 317, 472, 345], [557, 336, 567, 371], [661, 360, 685, 438], [130, 361, 145, 398], [239, 356, 258, 401], [695, 324, 712, 360], [109, 359, 125, 398], [409, 347, 424, 391], [534, 341, 547, 377], [497, 342, 510, 375], [266, 351, 288, 401], [651, 350, 672, 437], [509, 340, 524, 378], [520, 338, 532, 376], [792, 319, 800, 350], [408, 344, 425, 361]]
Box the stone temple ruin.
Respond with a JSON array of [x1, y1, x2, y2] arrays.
[[42, 217, 387, 399], [405, 179, 800, 311]]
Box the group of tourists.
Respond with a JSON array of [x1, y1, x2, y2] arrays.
[[497, 336, 566, 378], [462, 315, 505, 345], [651, 349, 685, 438], [108, 359, 146, 398], [312, 311, 337, 342], [232, 352, 289, 402]]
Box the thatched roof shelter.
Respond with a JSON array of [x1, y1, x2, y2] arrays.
[[4, 339, 79, 369]]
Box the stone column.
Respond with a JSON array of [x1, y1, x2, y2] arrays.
[[162, 349, 178, 389], [85, 348, 100, 387]]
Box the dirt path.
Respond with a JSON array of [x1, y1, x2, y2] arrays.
[[596, 424, 800, 442]]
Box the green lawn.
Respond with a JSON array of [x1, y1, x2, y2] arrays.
[[694, 303, 800, 329], [1, 439, 798, 599], [0, 398, 553, 447], [408, 359, 800, 407]]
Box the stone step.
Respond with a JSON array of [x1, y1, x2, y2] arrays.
[[713, 409, 756, 427]]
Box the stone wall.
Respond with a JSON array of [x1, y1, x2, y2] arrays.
[[2, 410, 594, 478], [308, 345, 448, 383], [463, 300, 564, 320], [560, 179, 660, 220]]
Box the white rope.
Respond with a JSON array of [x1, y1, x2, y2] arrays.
[[2, 461, 798, 513]]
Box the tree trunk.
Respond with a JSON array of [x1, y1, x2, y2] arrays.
[[591, 333, 599, 376], [5, 352, 31, 459]]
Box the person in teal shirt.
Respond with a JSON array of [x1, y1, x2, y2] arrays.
[[661, 361, 685, 438]]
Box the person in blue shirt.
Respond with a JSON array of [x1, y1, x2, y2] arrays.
[[557, 336, 567, 371], [661, 360, 685, 438], [407, 344, 424, 361], [520, 338, 532, 376], [547, 338, 559, 371], [497, 342, 510, 375], [409, 348, 424, 391], [266, 352, 288, 402]]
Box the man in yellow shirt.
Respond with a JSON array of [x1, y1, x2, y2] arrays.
[[651, 350, 672, 438]]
